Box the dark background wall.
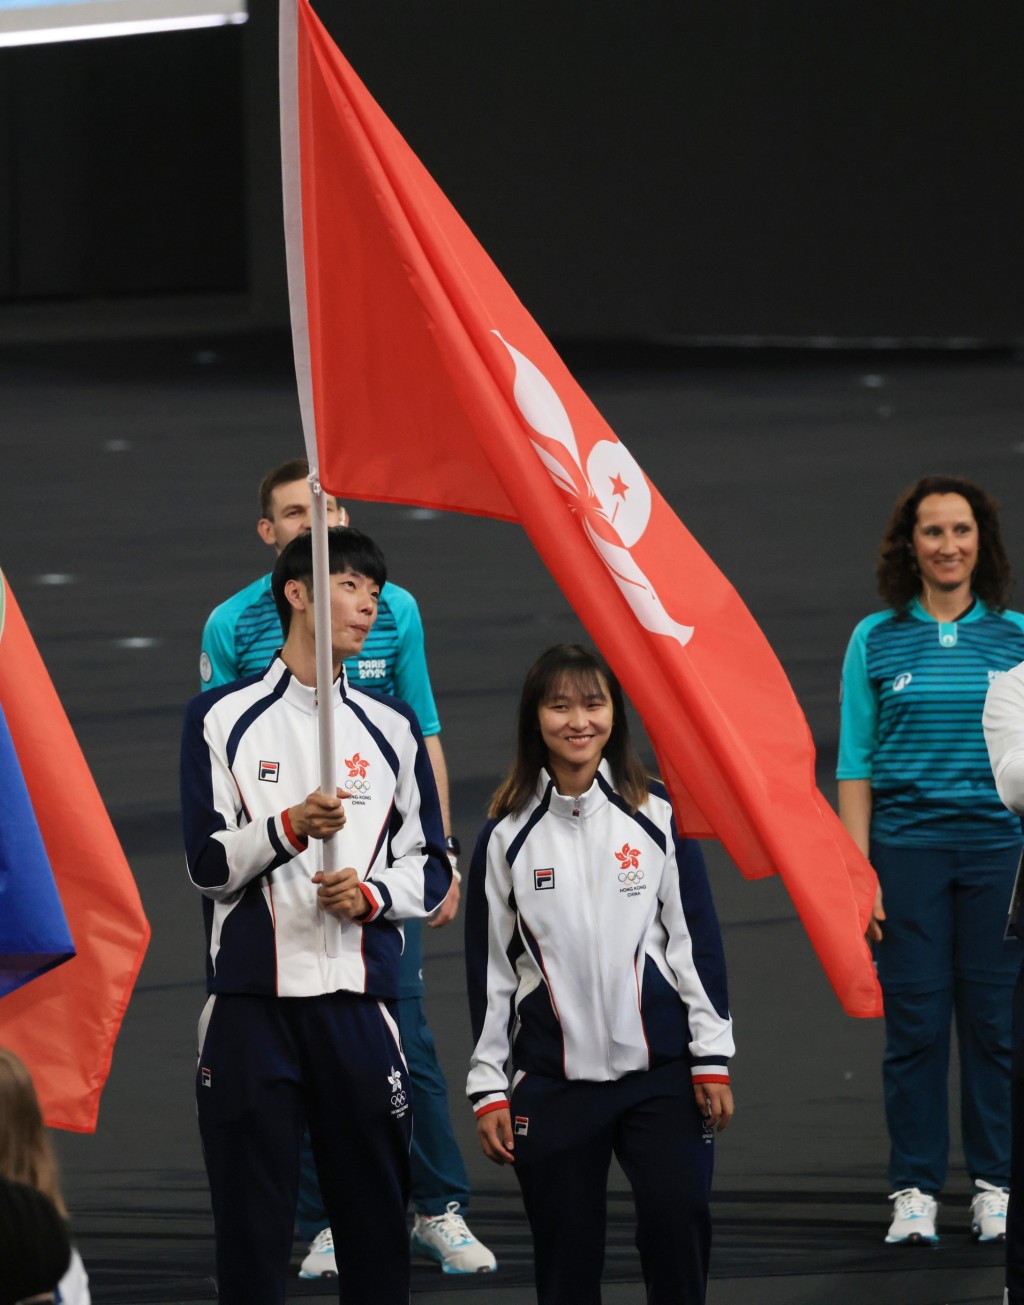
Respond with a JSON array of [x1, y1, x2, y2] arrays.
[[0, 25, 246, 302], [1, 0, 1022, 342]]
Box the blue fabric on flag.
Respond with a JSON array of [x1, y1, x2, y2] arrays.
[[0, 704, 75, 997]]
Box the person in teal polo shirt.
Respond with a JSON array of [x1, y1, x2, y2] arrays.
[[838, 475, 1024, 1248]]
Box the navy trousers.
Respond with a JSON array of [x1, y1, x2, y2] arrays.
[[196, 991, 412, 1305], [297, 916, 471, 1239], [296, 992, 471, 1234], [401, 994, 472, 1215], [872, 840, 1020, 1193], [510, 1060, 714, 1305], [1007, 958, 1024, 1304]]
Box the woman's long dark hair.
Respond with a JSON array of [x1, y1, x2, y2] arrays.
[[876, 474, 1012, 612], [489, 644, 649, 818]]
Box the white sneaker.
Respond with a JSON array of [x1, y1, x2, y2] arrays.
[[299, 1227, 337, 1279], [885, 1187, 939, 1245], [410, 1202, 497, 1275], [971, 1180, 1009, 1242]]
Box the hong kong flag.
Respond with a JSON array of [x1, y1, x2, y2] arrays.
[[0, 574, 150, 1131], [280, 0, 882, 1017]]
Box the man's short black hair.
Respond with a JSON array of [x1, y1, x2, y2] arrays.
[[271, 526, 387, 633]]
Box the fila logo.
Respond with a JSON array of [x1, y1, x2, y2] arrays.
[[259, 760, 280, 782], [534, 868, 555, 891], [514, 1115, 529, 1136], [892, 673, 912, 692], [201, 1067, 212, 1088]]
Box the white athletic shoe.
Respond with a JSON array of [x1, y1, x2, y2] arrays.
[[971, 1180, 1009, 1243], [410, 1202, 497, 1274], [885, 1187, 939, 1245], [299, 1226, 338, 1279]]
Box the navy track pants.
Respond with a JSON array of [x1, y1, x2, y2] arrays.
[[510, 1060, 714, 1305], [196, 990, 412, 1305], [296, 991, 471, 1238], [872, 840, 1020, 1192], [1007, 957, 1024, 1304]]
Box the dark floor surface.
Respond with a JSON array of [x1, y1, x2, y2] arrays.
[[3, 329, 1023, 1304]]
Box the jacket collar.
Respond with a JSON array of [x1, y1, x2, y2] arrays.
[[266, 656, 348, 716], [537, 759, 613, 818]]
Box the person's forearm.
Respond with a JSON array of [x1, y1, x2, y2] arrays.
[[839, 778, 883, 939], [424, 733, 451, 834], [838, 779, 873, 857]]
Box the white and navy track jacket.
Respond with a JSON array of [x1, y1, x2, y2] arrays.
[[180, 657, 451, 1000], [465, 761, 733, 1117]]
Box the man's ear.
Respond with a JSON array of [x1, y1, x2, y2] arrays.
[[284, 578, 309, 613], [257, 517, 276, 547]]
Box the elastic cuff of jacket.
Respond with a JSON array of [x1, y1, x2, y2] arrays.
[[473, 1100, 509, 1119], [280, 808, 307, 853], [692, 1073, 730, 1085], [356, 883, 380, 922]]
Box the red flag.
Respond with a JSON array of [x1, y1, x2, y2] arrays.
[[281, 0, 882, 1018], [0, 574, 150, 1131]]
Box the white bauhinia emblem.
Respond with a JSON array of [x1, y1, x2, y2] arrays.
[[388, 1064, 408, 1115], [494, 332, 694, 648]]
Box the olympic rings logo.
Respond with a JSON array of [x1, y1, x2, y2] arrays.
[[618, 869, 644, 885], [344, 779, 371, 793], [391, 1092, 407, 1108]]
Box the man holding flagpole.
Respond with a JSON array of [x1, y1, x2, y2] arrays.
[[199, 459, 496, 1277], [181, 525, 451, 1305]]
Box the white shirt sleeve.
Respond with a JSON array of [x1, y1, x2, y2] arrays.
[[983, 663, 1024, 814]]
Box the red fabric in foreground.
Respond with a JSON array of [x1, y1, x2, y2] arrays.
[[0, 576, 150, 1131]]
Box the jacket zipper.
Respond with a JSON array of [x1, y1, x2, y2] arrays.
[[573, 803, 610, 1075]]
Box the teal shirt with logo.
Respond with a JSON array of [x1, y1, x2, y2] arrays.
[[837, 596, 1024, 848], [199, 573, 440, 736]]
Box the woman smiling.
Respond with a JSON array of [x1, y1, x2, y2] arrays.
[[838, 475, 1024, 1247], [465, 644, 733, 1305]]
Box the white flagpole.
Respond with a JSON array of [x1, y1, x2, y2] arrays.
[[279, 0, 338, 871], [279, 0, 316, 458], [309, 480, 339, 873]]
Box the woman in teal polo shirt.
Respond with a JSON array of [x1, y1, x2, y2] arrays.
[[838, 475, 1024, 1247]]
